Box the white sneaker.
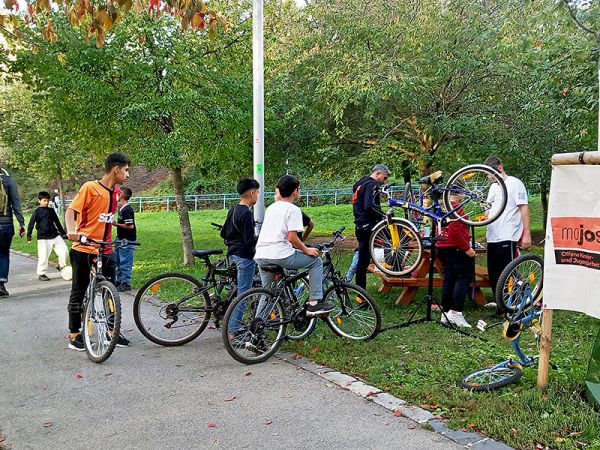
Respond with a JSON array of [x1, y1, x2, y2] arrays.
[[448, 310, 472, 328]]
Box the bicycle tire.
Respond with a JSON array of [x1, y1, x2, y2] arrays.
[[83, 280, 121, 363], [222, 287, 286, 365], [496, 254, 543, 314], [324, 282, 381, 340], [369, 220, 423, 276], [133, 272, 210, 346], [443, 164, 508, 226], [460, 364, 523, 391], [286, 277, 317, 340]]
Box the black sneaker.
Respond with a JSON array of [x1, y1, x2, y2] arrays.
[[306, 301, 335, 317], [0, 283, 8, 297], [39, 274, 50, 281], [68, 334, 85, 351], [116, 334, 131, 347], [117, 284, 131, 292]]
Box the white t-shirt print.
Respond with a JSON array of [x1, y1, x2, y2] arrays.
[[254, 201, 304, 260], [486, 176, 528, 243]]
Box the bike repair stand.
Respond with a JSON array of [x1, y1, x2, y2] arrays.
[[380, 220, 487, 341]]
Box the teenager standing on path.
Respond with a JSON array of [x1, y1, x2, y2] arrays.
[[484, 156, 531, 304], [352, 164, 391, 289], [64, 153, 130, 351], [0, 168, 25, 297]]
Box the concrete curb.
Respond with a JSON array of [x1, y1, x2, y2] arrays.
[[277, 352, 513, 450]]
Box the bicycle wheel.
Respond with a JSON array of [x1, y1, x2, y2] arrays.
[[460, 364, 523, 391], [133, 272, 210, 346], [324, 282, 381, 340], [286, 277, 317, 340], [83, 280, 121, 363], [222, 288, 286, 364], [443, 164, 507, 226], [369, 220, 423, 276], [496, 254, 543, 314]]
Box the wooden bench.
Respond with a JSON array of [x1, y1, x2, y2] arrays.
[[368, 247, 490, 306]]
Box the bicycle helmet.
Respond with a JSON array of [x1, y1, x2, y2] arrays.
[[503, 320, 523, 341]]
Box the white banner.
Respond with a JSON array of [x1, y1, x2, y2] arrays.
[[544, 165, 600, 319]]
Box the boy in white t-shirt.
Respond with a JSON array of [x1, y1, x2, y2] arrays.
[[254, 175, 334, 316], [484, 156, 531, 305]]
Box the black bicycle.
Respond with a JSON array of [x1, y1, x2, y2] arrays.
[[79, 236, 140, 363], [133, 223, 244, 346], [222, 227, 382, 365]]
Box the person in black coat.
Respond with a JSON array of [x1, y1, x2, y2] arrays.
[[0, 169, 25, 296], [352, 164, 391, 289]]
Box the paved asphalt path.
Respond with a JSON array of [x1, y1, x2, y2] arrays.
[[0, 253, 462, 450]]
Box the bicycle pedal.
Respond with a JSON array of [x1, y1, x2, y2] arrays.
[[476, 319, 487, 332]]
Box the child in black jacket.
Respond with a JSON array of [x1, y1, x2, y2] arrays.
[[27, 191, 70, 281]]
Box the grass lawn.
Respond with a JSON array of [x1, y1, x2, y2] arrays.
[[11, 198, 600, 449]]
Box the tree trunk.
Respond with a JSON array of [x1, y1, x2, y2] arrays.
[[171, 167, 195, 266], [417, 156, 432, 177], [541, 180, 549, 233]]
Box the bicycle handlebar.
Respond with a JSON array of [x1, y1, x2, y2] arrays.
[[79, 235, 141, 248], [316, 227, 347, 251], [211, 222, 223, 231]]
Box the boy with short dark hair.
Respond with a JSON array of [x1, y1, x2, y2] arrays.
[[222, 178, 260, 296], [65, 152, 131, 351], [113, 186, 136, 292], [27, 191, 69, 281], [254, 175, 334, 317]]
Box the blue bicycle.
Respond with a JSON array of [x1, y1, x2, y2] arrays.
[[369, 164, 507, 277], [460, 254, 546, 391]]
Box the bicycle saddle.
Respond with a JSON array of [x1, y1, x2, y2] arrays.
[[419, 170, 443, 185], [192, 249, 223, 258], [259, 264, 285, 274]]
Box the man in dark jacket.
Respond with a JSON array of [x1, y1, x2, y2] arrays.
[[352, 164, 391, 289], [0, 169, 26, 296]]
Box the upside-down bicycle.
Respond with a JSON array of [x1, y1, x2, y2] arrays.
[[369, 164, 507, 277]]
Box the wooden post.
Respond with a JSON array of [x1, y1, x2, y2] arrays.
[[139, 197, 142, 213], [537, 308, 554, 390]]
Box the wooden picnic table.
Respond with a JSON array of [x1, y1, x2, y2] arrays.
[[368, 246, 490, 306]]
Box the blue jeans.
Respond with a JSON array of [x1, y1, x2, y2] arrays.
[[256, 250, 323, 300], [0, 223, 15, 283], [228, 256, 256, 333], [345, 249, 360, 282], [116, 241, 135, 286]]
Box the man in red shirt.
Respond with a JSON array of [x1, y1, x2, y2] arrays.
[[437, 193, 476, 328], [64, 153, 130, 351]]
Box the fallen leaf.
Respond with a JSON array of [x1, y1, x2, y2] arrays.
[[511, 428, 519, 437], [208, 423, 217, 428], [75, 373, 83, 379], [43, 421, 53, 427], [419, 404, 430, 410], [408, 424, 417, 429], [468, 423, 477, 428], [104, 372, 112, 377], [309, 347, 319, 354], [245, 371, 252, 376], [384, 421, 390, 426], [393, 409, 403, 417], [263, 419, 272, 425], [213, 438, 220, 444], [366, 391, 376, 397], [0, 434, 5, 442], [224, 396, 236, 402], [175, 364, 183, 367], [292, 353, 303, 360]]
